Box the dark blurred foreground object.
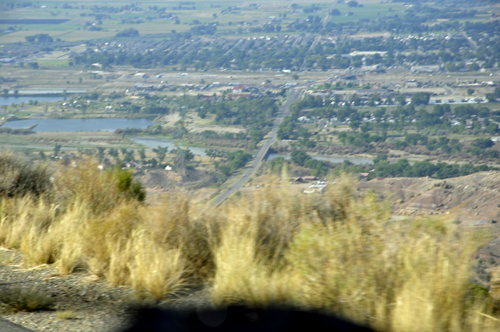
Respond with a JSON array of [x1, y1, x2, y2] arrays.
[[121, 305, 375, 332]]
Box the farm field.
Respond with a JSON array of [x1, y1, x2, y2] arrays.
[[0, 1, 410, 44]]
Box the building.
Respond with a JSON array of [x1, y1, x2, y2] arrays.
[[411, 65, 441, 73], [227, 92, 251, 99]]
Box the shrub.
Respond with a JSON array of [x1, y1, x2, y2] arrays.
[[0, 151, 52, 198], [0, 287, 55, 313], [54, 159, 146, 214], [0, 162, 499, 331]]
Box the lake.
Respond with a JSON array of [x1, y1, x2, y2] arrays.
[[0, 96, 66, 106], [1, 118, 156, 132]]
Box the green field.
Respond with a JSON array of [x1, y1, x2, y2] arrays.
[[0, 0, 345, 43], [328, 3, 404, 23], [0, 0, 492, 45], [37, 59, 70, 67]]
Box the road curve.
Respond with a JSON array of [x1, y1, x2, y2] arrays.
[[210, 88, 302, 207]]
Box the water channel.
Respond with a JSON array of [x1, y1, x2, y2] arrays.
[[132, 137, 209, 157], [134, 138, 373, 164]]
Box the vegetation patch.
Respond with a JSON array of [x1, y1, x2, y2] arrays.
[[0, 287, 55, 313], [0, 154, 499, 330]]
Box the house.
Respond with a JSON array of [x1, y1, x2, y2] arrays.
[[134, 73, 148, 79], [406, 80, 419, 88], [411, 65, 440, 73], [232, 85, 245, 93], [293, 177, 305, 183], [227, 92, 251, 99], [200, 94, 216, 101], [303, 176, 317, 182]]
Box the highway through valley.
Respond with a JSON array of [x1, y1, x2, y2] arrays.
[[210, 88, 302, 206]]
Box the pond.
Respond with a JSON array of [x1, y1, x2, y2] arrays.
[[0, 96, 66, 106], [1, 118, 156, 132]]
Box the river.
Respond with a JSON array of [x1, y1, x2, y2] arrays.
[[132, 138, 373, 164], [132, 137, 209, 156]]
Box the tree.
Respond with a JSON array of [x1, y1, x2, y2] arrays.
[[53, 143, 62, 157], [120, 148, 128, 159], [486, 93, 496, 103], [330, 9, 341, 16], [395, 93, 406, 106], [124, 150, 135, 162], [373, 153, 388, 165], [108, 148, 119, 160], [116, 28, 139, 38], [138, 148, 146, 161], [411, 92, 430, 106], [347, 1, 359, 7], [467, 88, 475, 95], [173, 147, 194, 177], [292, 74, 299, 80], [96, 147, 105, 162], [349, 120, 361, 131], [291, 150, 311, 166], [152, 146, 168, 163], [471, 138, 494, 149]]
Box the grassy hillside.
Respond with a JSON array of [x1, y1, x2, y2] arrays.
[[0, 151, 499, 331]]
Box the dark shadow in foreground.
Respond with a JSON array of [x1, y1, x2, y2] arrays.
[[120, 305, 375, 332]]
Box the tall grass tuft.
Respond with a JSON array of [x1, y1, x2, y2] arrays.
[[209, 176, 499, 331], [0, 287, 55, 313], [0, 151, 51, 198], [0, 152, 499, 331]]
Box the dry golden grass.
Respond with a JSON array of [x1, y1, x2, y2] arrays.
[[0, 152, 499, 331], [56, 310, 78, 320]]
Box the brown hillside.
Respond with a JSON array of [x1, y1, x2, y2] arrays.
[[360, 172, 500, 224], [360, 171, 500, 287]]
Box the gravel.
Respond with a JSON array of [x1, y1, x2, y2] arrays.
[[0, 248, 210, 332]]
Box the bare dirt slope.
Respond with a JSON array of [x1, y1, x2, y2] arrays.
[[360, 172, 500, 224], [360, 171, 500, 287]]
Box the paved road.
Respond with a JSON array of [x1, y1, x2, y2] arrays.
[[299, 35, 321, 71], [323, 0, 339, 28], [210, 88, 302, 206], [0, 318, 34, 332]]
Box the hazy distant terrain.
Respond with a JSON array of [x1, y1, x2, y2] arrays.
[[1, 1, 500, 330]]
